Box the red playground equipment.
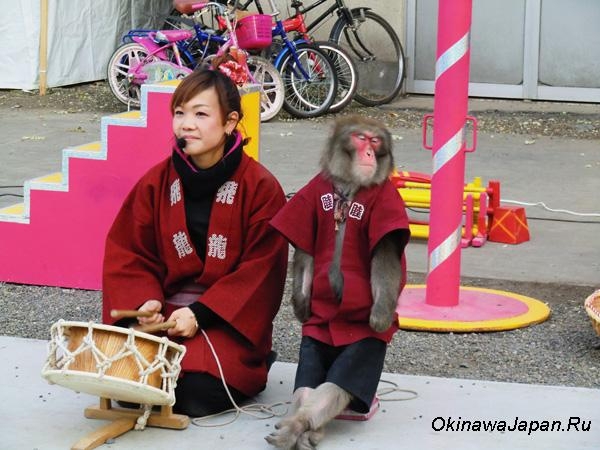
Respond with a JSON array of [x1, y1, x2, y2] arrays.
[[389, 170, 527, 248]]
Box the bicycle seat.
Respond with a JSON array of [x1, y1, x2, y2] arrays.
[[154, 29, 195, 44]]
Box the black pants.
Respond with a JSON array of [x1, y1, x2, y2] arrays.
[[173, 372, 249, 417], [293, 336, 387, 413]]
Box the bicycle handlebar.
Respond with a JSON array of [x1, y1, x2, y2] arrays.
[[188, 2, 236, 35], [264, 0, 280, 17], [190, 2, 226, 14]]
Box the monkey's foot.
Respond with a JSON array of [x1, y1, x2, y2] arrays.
[[296, 428, 325, 450], [265, 416, 308, 449]]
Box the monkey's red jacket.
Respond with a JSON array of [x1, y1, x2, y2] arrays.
[[271, 173, 410, 346], [102, 152, 288, 396]]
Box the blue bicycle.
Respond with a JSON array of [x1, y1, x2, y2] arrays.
[[239, 0, 405, 106], [249, 0, 339, 118]]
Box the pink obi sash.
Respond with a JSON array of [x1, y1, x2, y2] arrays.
[[165, 282, 206, 307]]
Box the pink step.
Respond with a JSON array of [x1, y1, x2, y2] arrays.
[[0, 85, 176, 289]]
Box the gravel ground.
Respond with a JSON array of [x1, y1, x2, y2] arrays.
[[1, 274, 598, 389], [1, 82, 599, 390]]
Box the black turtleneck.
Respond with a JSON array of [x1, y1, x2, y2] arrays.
[[171, 133, 243, 329]]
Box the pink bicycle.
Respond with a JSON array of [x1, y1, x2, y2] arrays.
[[107, 2, 284, 121]]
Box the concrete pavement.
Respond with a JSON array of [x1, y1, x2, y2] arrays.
[[2, 336, 599, 449]]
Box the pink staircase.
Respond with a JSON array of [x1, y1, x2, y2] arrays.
[[0, 84, 179, 289]]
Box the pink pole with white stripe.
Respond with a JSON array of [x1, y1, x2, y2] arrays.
[[425, 0, 473, 306]]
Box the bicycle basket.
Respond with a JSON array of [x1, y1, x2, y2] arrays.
[[235, 14, 272, 50]]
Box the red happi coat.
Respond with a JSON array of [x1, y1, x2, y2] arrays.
[[102, 152, 288, 396], [271, 173, 410, 346]]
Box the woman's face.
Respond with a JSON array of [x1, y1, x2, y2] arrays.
[[172, 86, 238, 169]]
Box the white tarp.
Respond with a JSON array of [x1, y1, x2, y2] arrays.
[[0, 0, 172, 90]]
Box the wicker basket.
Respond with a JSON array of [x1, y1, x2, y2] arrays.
[[584, 289, 600, 335], [236, 14, 273, 50]]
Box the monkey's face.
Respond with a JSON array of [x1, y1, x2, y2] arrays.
[[320, 115, 394, 191], [350, 131, 383, 184]]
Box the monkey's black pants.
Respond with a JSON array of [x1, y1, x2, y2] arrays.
[[293, 336, 387, 413]]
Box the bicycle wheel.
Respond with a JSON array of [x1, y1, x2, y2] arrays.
[[247, 56, 285, 122], [107, 43, 151, 107], [313, 40, 358, 113], [277, 43, 337, 119], [330, 8, 405, 106]]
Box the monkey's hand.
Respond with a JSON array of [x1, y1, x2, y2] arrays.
[[291, 248, 314, 323], [369, 297, 396, 333], [291, 292, 311, 323], [369, 234, 402, 333]]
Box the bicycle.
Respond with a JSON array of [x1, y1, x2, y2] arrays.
[[240, 0, 405, 106], [155, 0, 337, 118], [107, 2, 284, 122], [173, 0, 355, 113], [271, 0, 358, 113], [248, 0, 338, 118]]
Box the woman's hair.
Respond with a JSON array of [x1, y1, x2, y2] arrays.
[[170, 68, 243, 124]]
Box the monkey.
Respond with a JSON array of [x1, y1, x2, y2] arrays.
[[268, 115, 411, 449]]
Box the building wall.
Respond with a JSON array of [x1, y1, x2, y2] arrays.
[[405, 0, 600, 103]]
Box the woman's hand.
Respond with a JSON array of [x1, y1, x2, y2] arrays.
[[167, 307, 199, 338], [137, 299, 164, 326]]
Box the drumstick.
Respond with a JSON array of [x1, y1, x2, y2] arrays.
[[137, 320, 177, 334], [110, 309, 154, 319]]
